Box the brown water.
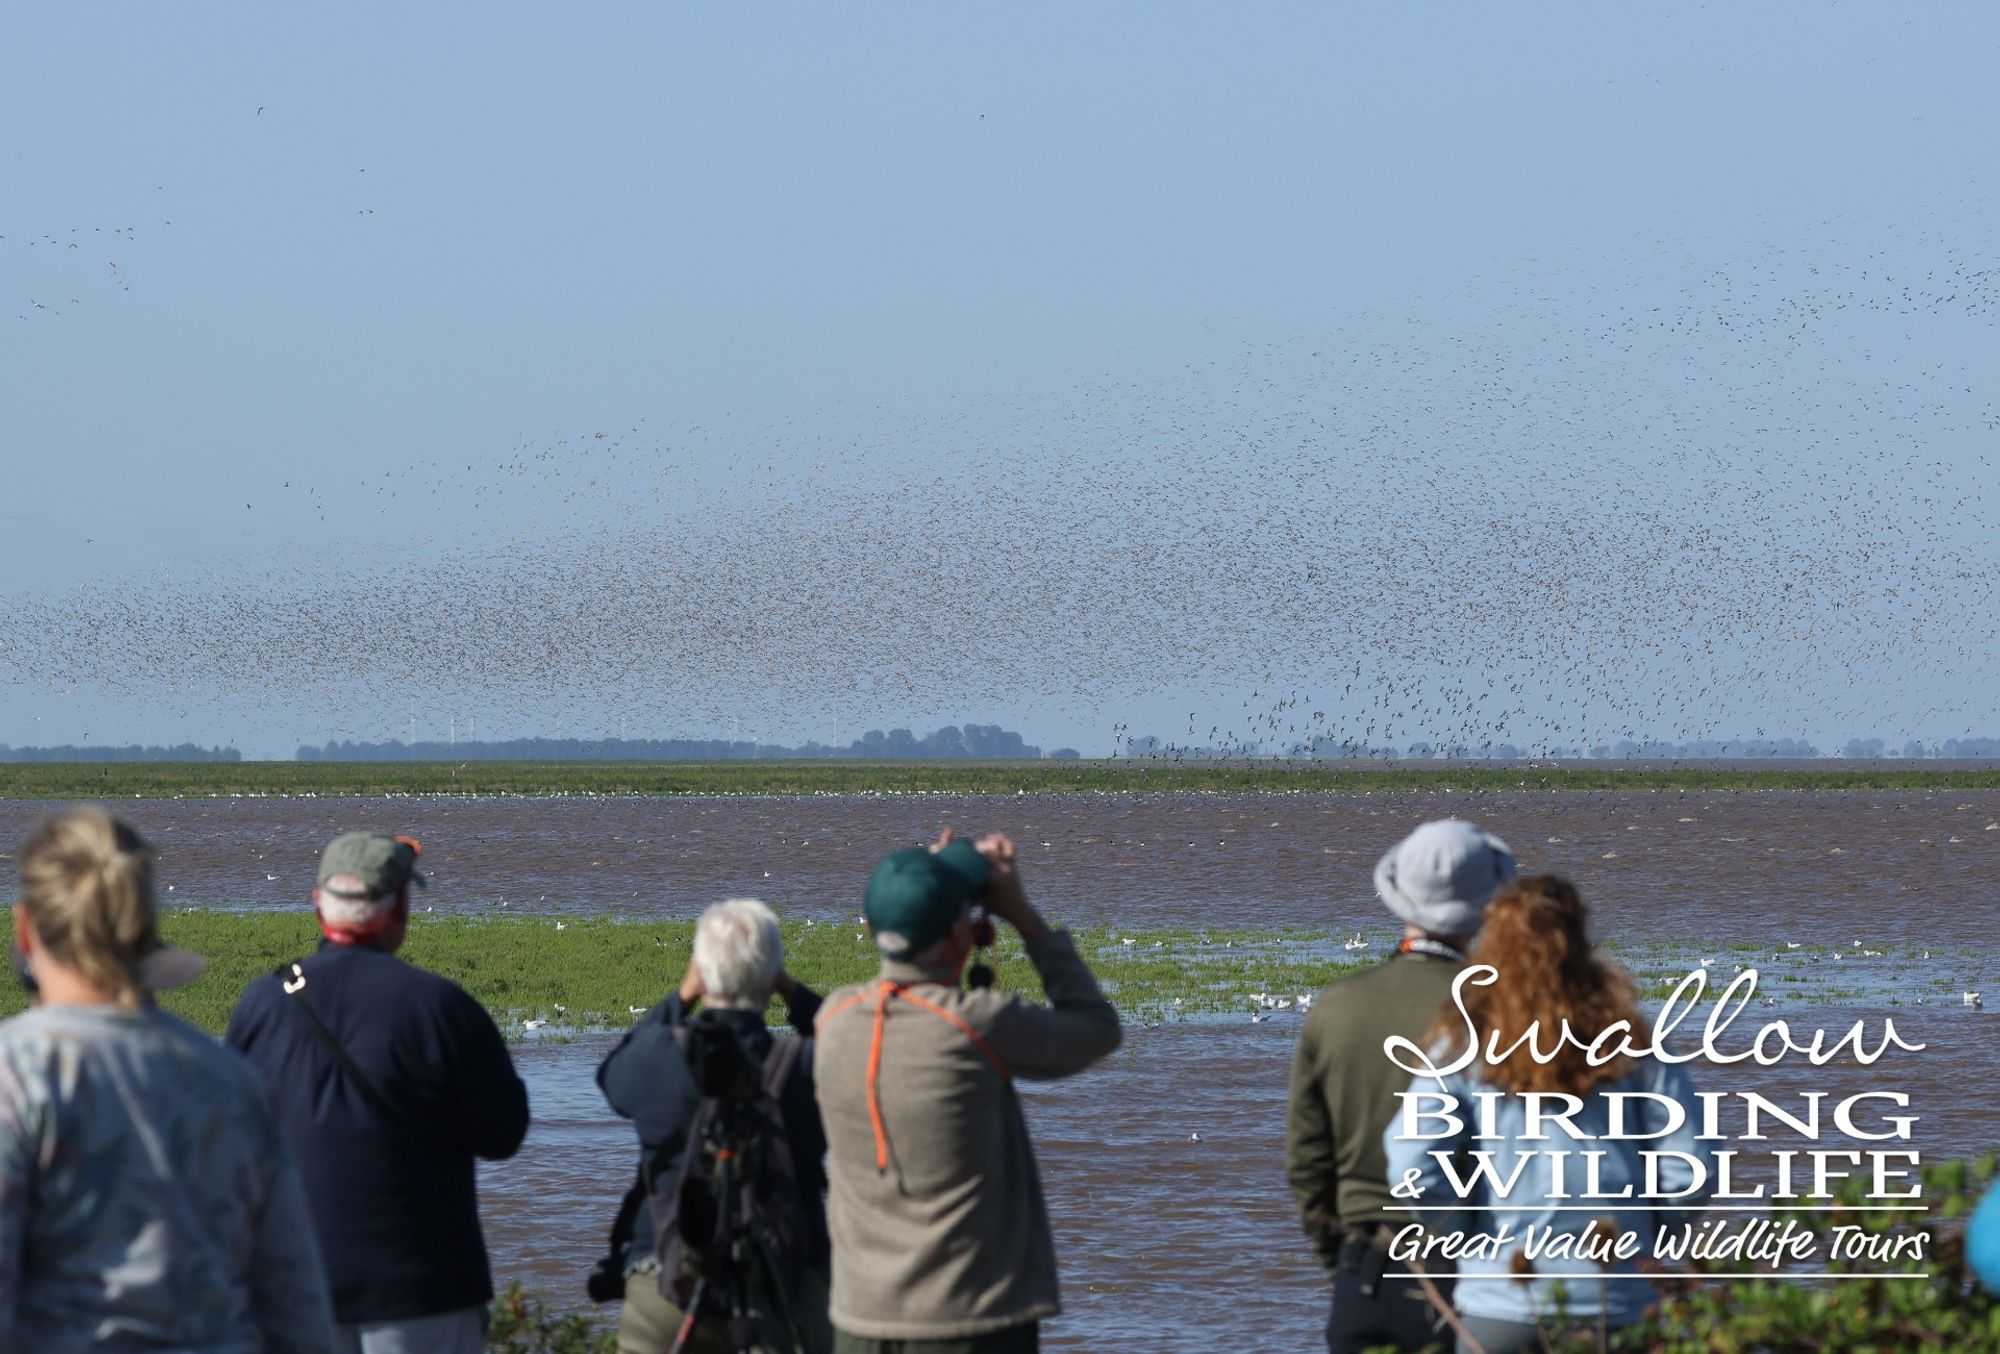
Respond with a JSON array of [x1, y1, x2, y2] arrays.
[[5, 789, 1995, 946], [3, 791, 1994, 1349]]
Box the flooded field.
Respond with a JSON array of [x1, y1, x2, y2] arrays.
[[5, 788, 1995, 947], [3, 790, 1994, 1348]]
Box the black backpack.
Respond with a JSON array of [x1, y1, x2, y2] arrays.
[[650, 1023, 809, 1297]]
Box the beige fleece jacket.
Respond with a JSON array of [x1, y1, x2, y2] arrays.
[[813, 928, 1121, 1340]]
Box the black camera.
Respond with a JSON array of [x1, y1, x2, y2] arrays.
[[585, 1255, 625, 1304], [684, 1012, 762, 1102]]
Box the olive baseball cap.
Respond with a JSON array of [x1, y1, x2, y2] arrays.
[[864, 839, 990, 960], [317, 831, 427, 900]]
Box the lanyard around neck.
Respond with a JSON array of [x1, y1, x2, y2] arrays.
[[1396, 936, 1467, 964]]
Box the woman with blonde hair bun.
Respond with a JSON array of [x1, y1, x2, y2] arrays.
[[1, 806, 337, 1352]]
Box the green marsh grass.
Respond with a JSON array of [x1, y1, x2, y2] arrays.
[[0, 912, 1366, 1033], [5, 759, 1999, 800], [0, 914, 1955, 1036], [0, 912, 878, 1035]]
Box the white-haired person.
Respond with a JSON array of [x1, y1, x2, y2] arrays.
[[596, 897, 832, 1354], [226, 831, 529, 1354], [1, 806, 337, 1352]]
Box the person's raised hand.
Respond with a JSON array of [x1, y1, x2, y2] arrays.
[[972, 830, 1017, 881], [973, 832, 1040, 933], [934, 827, 1044, 940], [677, 956, 705, 1008]]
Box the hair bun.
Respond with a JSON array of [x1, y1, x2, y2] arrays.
[[19, 807, 160, 1009]]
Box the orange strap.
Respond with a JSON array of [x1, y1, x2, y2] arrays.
[[823, 980, 1013, 1175], [891, 986, 1010, 1082], [865, 984, 894, 1170], [815, 988, 875, 1030]]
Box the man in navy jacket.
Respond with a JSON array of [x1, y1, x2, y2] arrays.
[[227, 831, 529, 1354]]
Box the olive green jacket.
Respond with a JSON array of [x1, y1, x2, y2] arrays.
[[1285, 951, 1464, 1272]]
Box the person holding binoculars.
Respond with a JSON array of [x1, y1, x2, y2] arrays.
[[814, 829, 1123, 1354]]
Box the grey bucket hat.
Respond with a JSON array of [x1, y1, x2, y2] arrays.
[[1374, 819, 1516, 935]]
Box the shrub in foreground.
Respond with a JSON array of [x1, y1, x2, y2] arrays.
[[486, 1284, 616, 1354]]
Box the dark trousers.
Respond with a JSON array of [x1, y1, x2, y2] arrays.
[[834, 1323, 1037, 1354], [1325, 1239, 1451, 1354]]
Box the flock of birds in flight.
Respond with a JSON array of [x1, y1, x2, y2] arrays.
[[2, 111, 1995, 757]]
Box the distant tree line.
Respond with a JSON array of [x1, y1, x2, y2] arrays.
[[0, 743, 243, 762], [1125, 734, 2000, 760], [297, 724, 1067, 762], [1587, 738, 1825, 759], [1125, 734, 1832, 760], [1843, 737, 2000, 758]]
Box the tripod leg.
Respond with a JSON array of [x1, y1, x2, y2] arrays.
[[746, 1241, 812, 1354], [728, 1239, 759, 1352], [669, 1277, 710, 1354]]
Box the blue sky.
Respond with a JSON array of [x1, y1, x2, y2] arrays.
[[2, 3, 1995, 757]]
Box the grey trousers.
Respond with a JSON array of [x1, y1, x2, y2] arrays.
[[334, 1304, 487, 1354], [1457, 1314, 1537, 1354], [1457, 1313, 1628, 1354]]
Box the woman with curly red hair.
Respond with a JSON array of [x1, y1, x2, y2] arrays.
[[1384, 876, 1717, 1354]]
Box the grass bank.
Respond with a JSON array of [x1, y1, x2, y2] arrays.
[[0, 911, 1359, 1034], [0, 913, 1968, 1035], [4, 760, 1999, 799]]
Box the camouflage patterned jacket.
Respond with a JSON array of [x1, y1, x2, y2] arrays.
[[0, 1003, 338, 1353]]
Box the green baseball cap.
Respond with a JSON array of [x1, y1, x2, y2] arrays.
[[864, 839, 990, 961], [317, 831, 427, 900]]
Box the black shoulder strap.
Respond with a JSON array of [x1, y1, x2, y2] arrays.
[[761, 1032, 803, 1098], [760, 1032, 800, 1104], [275, 960, 427, 1140], [604, 1164, 647, 1265]]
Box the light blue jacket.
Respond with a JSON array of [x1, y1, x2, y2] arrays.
[[1382, 1054, 1716, 1327], [1971, 1179, 2000, 1294]]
